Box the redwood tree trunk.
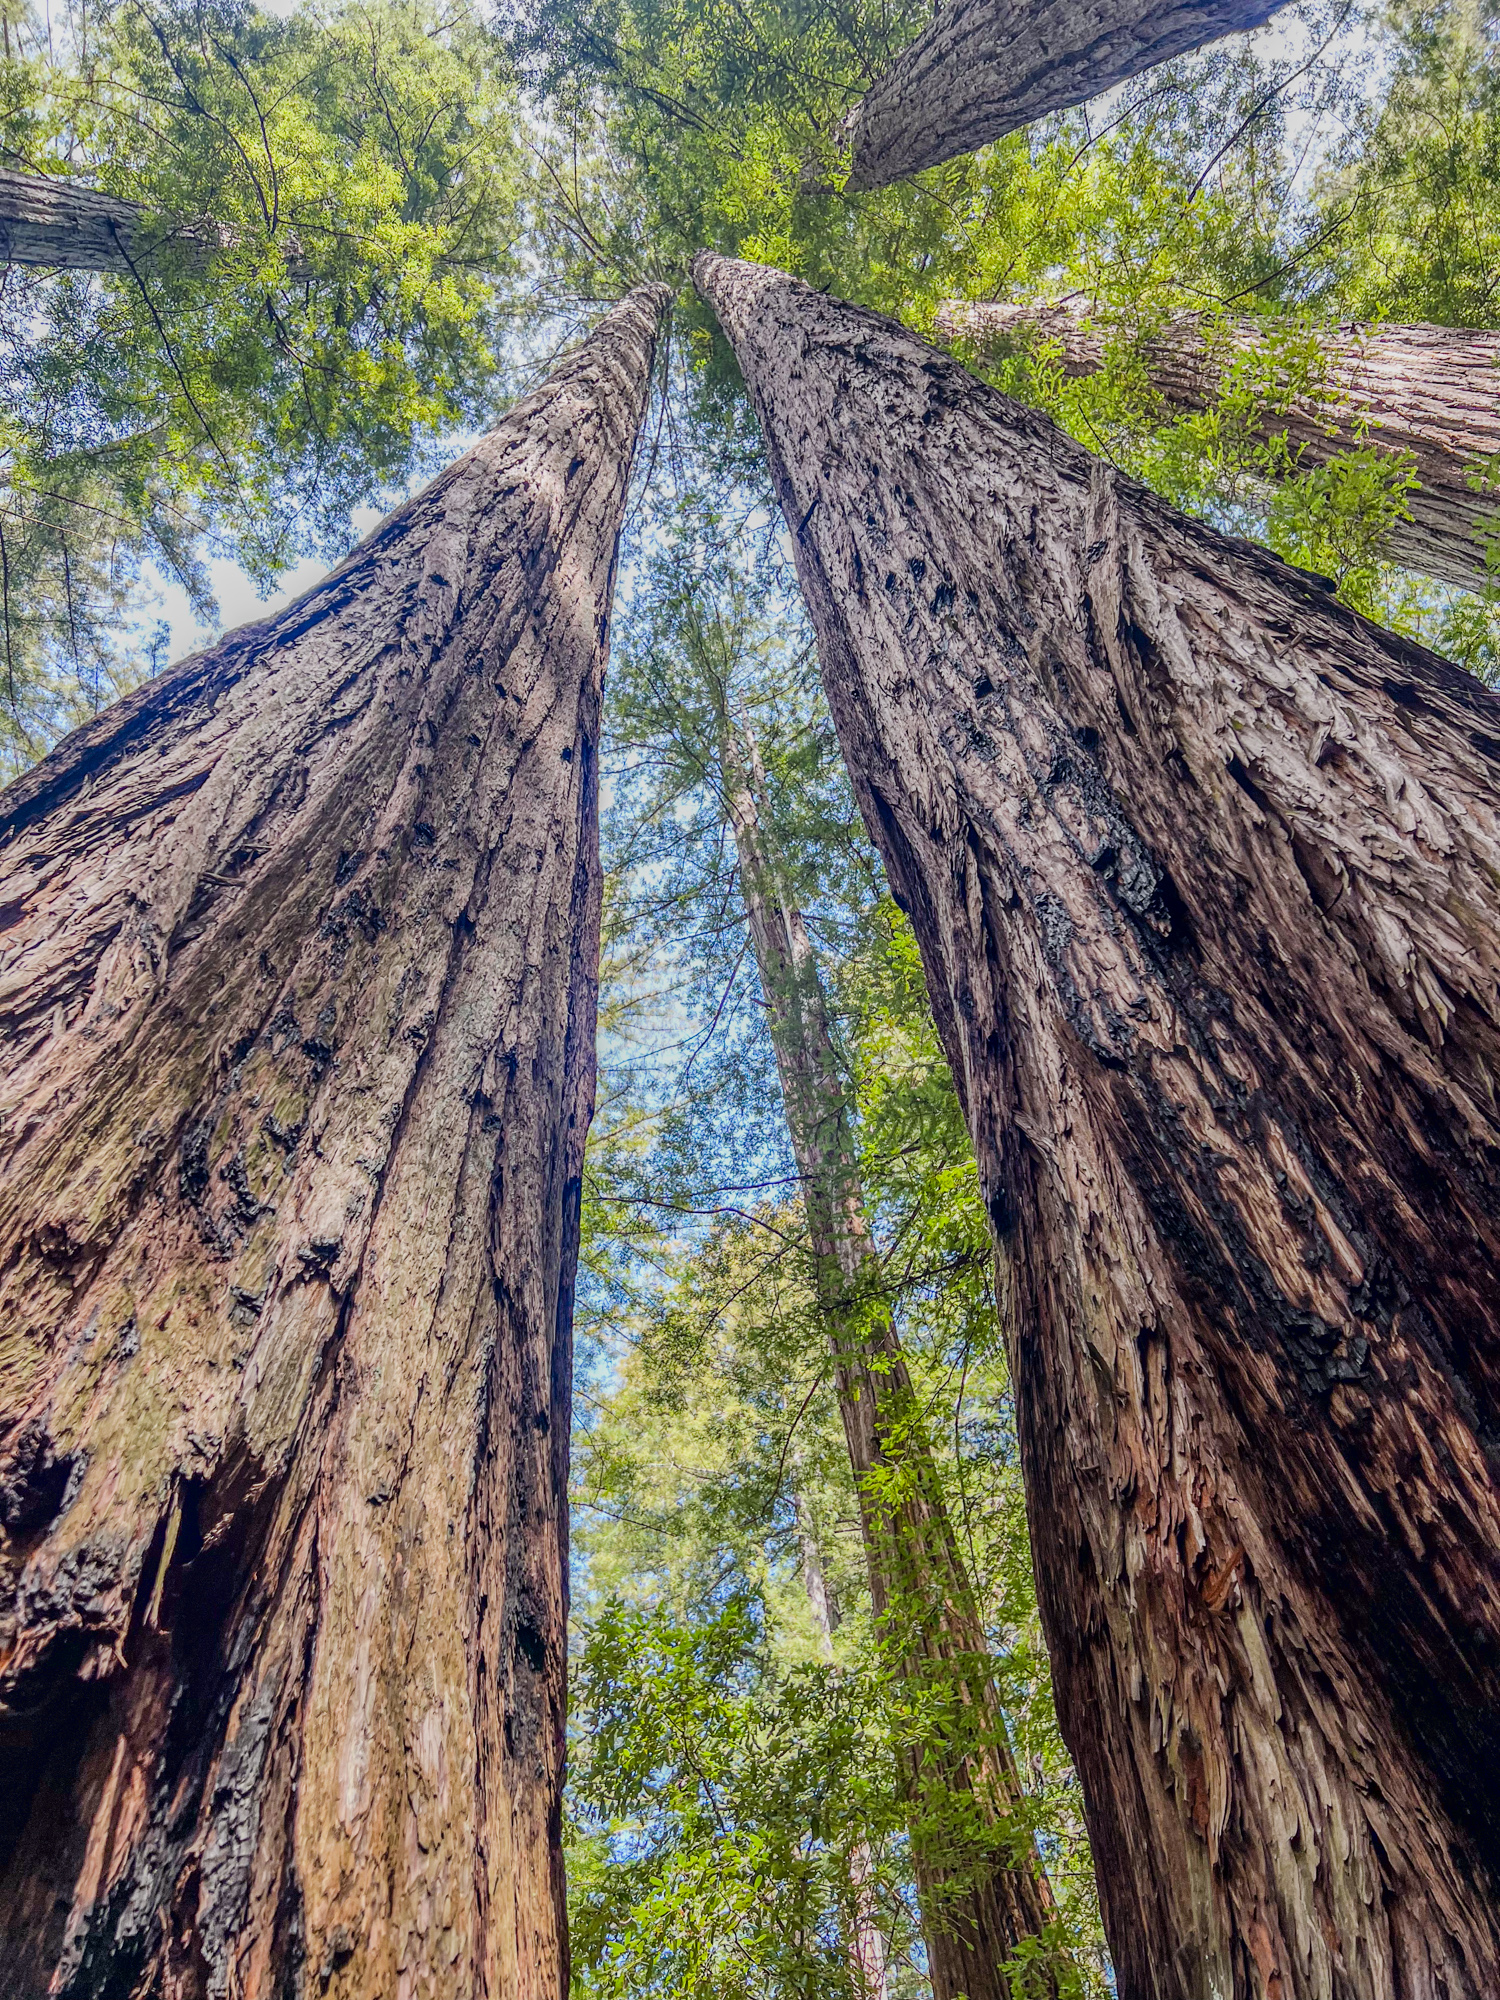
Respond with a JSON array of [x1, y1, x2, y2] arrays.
[[0, 166, 256, 274], [719, 721, 1060, 2000], [841, 0, 1290, 191], [938, 300, 1500, 588], [0, 283, 666, 1999], [695, 251, 1500, 2000]]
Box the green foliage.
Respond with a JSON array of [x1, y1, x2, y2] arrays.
[[0, 0, 526, 769], [571, 964, 1109, 1994], [1324, 0, 1500, 324], [953, 288, 1499, 659], [516, 0, 1500, 666], [516, 0, 1357, 319], [1108, 317, 1424, 611], [571, 475, 1108, 1997], [8, 0, 1500, 1987], [571, 1596, 923, 2000]]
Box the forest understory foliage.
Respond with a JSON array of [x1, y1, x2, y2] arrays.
[[3, 0, 1500, 1992]]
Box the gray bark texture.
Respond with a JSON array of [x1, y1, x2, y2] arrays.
[[0, 283, 666, 2000], [937, 300, 1500, 589], [841, 0, 1290, 190], [719, 719, 1061, 2000], [0, 167, 272, 275], [694, 250, 1500, 2000]]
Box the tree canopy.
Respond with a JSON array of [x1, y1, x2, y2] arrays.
[[1, 0, 527, 766], [4, 0, 1500, 1989]]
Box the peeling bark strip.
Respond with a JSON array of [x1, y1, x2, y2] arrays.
[[0, 166, 295, 275], [0, 283, 666, 2000], [695, 251, 1500, 2000], [939, 300, 1500, 589], [721, 720, 1059, 2000], [841, 0, 1290, 190]]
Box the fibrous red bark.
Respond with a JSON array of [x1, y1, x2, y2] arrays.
[[938, 299, 1500, 588], [0, 283, 665, 1999], [718, 717, 1060, 2000], [841, 0, 1290, 191], [695, 250, 1500, 2000]]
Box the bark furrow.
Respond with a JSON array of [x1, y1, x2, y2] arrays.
[[938, 300, 1500, 588], [0, 284, 667, 2000], [695, 249, 1500, 2000]]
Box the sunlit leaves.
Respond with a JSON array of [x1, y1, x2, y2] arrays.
[[0, 0, 526, 763], [570, 473, 1108, 1996]]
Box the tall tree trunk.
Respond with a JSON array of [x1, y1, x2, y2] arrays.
[[718, 717, 1060, 2000], [841, 0, 1290, 191], [695, 250, 1500, 2000], [938, 300, 1500, 588], [0, 284, 666, 2000], [0, 167, 301, 275]]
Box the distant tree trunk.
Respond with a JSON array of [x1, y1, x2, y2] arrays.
[[719, 717, 1060, 2000], [938, 299, 1500, 588], [791, 1476, 890, 2000], [841, 0, 1290, 191], [695, 251, 1500, 2000], [793, 1478, 845, 1649], [0, 284, 666, 2000], [0, 166, 301, 275]]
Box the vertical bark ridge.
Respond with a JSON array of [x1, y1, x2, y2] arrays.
[[841, 0, 1291, 191], [0, 282, 668, 1999], [717, 714, 1061, 2000], [937, 300, 1500, 588], [694, 249, 1500, 2000]]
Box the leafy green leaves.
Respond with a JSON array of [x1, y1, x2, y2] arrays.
[[572, 1597, 921, 2000], [1, 0, 526, 767], [571, 474, 1108, 1996]]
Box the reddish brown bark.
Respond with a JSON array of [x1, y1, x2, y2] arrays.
[[718, 716, 1060, 2000], [938, 300, 1500, 588], [841, 0, 1290, 191], [0, 284, 666, 1999], [695, 250, 1500, 2000]]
